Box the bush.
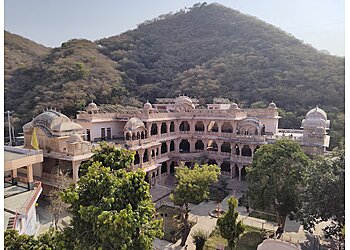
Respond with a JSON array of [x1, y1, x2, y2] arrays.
[[192, 229, 209, 250]]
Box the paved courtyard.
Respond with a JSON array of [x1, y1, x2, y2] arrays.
[[152, 177, 334, 250]]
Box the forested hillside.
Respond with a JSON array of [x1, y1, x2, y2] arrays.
[[4, 3, 344, 148]]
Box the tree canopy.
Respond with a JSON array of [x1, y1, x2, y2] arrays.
[[217, 197, 245, 249], [79, 141, 134, 175], [297, 141, 344, 245], [61, 161, 162, 249], [247, 139, 309, 230], [170, 163, 220, 246]]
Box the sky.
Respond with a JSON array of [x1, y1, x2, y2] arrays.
[[4, 0, 345, 56]]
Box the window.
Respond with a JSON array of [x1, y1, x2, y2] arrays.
[[107, 128, 111, 140], [86, 129, 91, 141], [101, 128, 106, 139]]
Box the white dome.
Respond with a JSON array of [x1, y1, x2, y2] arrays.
[[230, 103, 239, 109], [301, 118, 327, 128], [306, 106, 327, 120], [268, 101, 277, 109], [86, 101, 98, 111], [143, 101, 152, 109], [175, 96, 195, 109], [124, 117, 145, 131]]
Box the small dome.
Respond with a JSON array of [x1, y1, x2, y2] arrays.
[[124, 117, 145, 131], [175, 96, 195, 110], [86, 101, 98, 111], [143, 101, 152, 109], [67, 133, 83, 143], [301, 118, 327, 128], [230, 103, 239, 109], [306, 106, 327, 121], [268, 101, 277, 109]]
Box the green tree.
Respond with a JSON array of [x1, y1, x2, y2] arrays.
[[170, 163, 220, 246], [192, 229, 209, 250], [247, 139, 309, 232], [80, 141, 134, 175], [217, 197, 245, 249], [297, 141, 344, 248], [4, 228, 64, 249], [61, 161, 163, 250]]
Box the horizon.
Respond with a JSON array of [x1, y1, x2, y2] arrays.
[[4, 0, 345, 56]]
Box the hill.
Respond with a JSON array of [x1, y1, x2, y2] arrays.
[[4, 3, 344, 148]]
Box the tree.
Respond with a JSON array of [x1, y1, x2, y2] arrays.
[[61, 161, 163, 250], [217, 197, 245, 249], [79, 141, 134, 175], [47, 172, 70, 230], [297, 141, 344, 248], [170, 163, 220, 246], [4, 228, 64, 249], [247, 139, 309, 232], [192, 229, 208, 250]]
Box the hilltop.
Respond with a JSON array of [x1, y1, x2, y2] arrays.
[[4, 3, 344, 147]]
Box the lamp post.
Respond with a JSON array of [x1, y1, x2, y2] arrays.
[[5, 111, 13, 145]]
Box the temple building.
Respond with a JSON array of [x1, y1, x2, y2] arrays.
[[22, 109, 93, 192], [72, 96, 330, 186]]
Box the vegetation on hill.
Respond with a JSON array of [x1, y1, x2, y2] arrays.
[[4, 3, 344, 148]]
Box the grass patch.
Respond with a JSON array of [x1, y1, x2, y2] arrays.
[[205, 226, 266, 250], [248, 210, 278, 223], [156, 205, 196, 243]]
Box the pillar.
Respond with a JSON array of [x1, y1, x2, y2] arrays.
[[238, 164, 243, 181], [174, 120, 179, 134], [72, 161, 80, 183], [190, 138, 195, 152], [166, 161, 170, 175], [249, 145, 257, 158], [147, 124, 152, 138], [139, 149, 144, 168], [203, 139, 209, 152], [218, 120, 222, 135], [217, 141, 223, 155], [12, 169, 18, 185], [217, 160, 223, 170], [174, 140, 179, 153], [157, 123, 162, 138], [230, 165, 234, 179], [204, 120, 209, 135], [27, 165, 34, 190], [166, 122, 170, 136], [190, 120, 195, 134]]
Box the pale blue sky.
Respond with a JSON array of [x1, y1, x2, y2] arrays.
[[4, 0, 345, 56]]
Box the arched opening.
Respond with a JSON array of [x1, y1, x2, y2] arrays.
[[137, 132, 140, 140], [241, 145, 252, 157], [134, 151, 140, 165], [195, 121, 205, 131], [208, 121, 218, 132], [143, 150, 149, 163], [161, 123, 167, 134], [179, 139, 190, 153], [221, 142, 231, 153], [170, 162, 175, 175], [151, 123, 158, 136], [161, 162, 167, 174], [207, 141, 218, 151], [179, 121, 190, 131], [170, 121, 175, 132], [222, 122, 233, 133], [241, 166, 247, 180], [145, 173, 150, 184], [161, 142, 167, 154], [235, 144, 240, 155], [126, 132, 131, 140], [170, 140, 175, 152], [233, 164, 239, 178], [208, 159, 217, 166], [151, 172, 156, 185], [221, 161, 231, 172], [195, 140, 204, 150], [254, 145, 260, 153], [141, 131, 145, 139], [132, 133, 136, 140]]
